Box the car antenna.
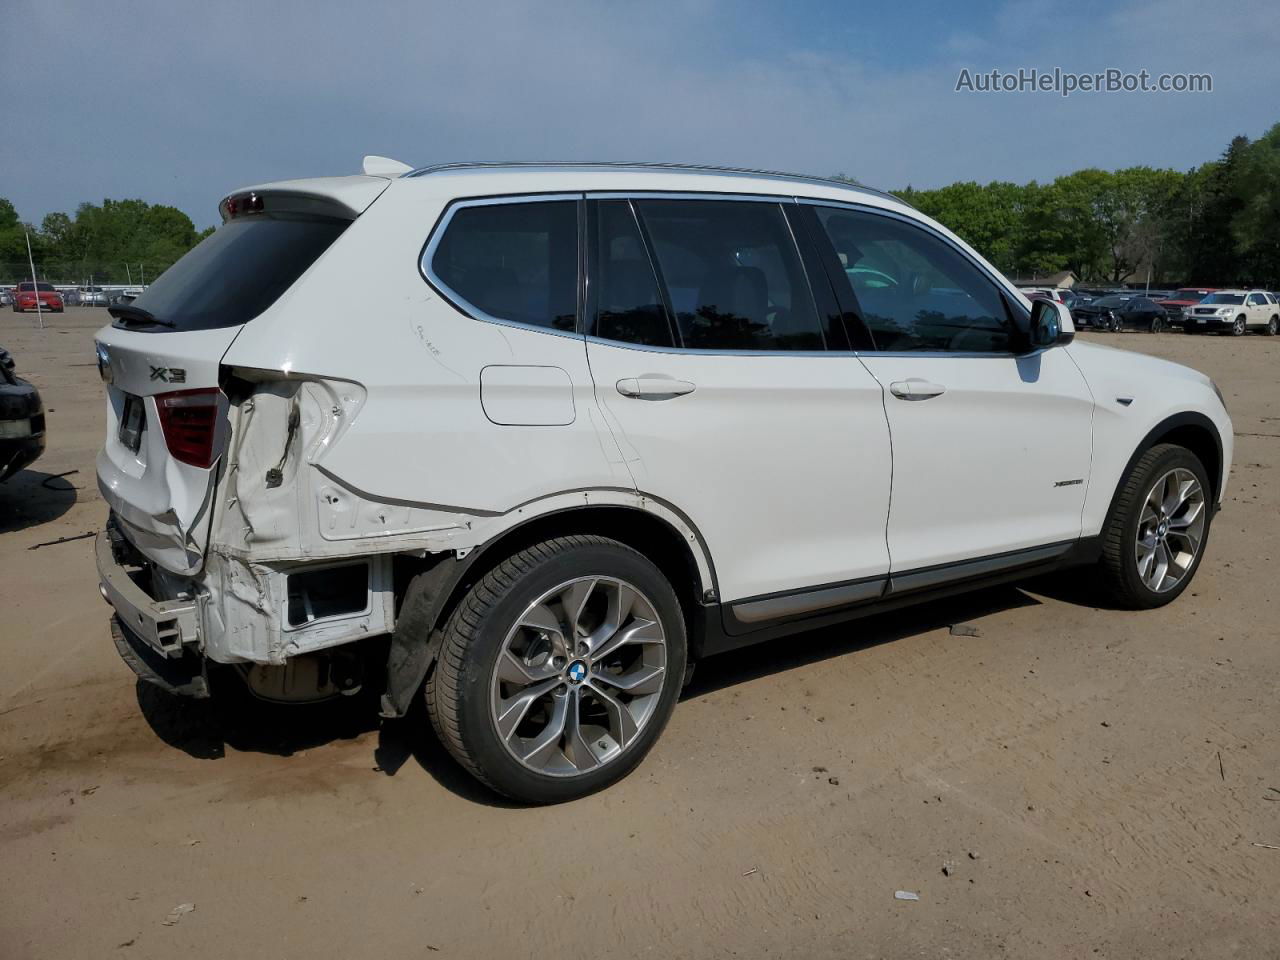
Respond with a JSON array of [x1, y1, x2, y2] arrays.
[[362, 155, 413, 178]]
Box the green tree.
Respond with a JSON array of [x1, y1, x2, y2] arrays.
[[1231, 123, 1280, 285]]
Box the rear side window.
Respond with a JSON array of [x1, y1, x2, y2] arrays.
[[634, 199, 825, 351], [430, 200, 578, 332], [126, 215, 348, 331]]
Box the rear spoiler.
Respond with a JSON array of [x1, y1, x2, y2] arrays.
[[219, 175, 391, 224]]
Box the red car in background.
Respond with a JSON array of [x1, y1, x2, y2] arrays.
[[1156, 288, 1215, 328], [12, 282, 64, 313]]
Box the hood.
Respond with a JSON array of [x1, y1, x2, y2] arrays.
[[1067, 338, 1213, 389]]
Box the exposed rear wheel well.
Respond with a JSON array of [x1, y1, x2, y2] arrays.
[[430, 506, 707, 659]]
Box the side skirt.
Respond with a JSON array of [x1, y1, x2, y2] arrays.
[[698, 537, 1101, 659]]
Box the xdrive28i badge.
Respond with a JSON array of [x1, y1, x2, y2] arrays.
[[149, 365, 187, 384]]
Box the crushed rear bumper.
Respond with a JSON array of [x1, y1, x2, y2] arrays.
[[110, 615, 209, 697], [96, 530, 201, 657]]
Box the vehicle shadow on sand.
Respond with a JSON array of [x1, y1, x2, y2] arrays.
[[0, 469, 79, 533], [133, 582, 1084, 807], [682, 584, 1044, 700], [134, 675, 520, 806]]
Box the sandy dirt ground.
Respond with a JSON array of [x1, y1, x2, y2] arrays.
[[1, 307, 1278, 959]]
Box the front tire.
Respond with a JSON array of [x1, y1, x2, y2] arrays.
[[1099, 444, 1212, 609], [426, 535, 687, 803], [1231, 315, 1246, 336]]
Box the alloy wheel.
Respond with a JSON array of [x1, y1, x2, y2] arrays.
[[490, 576, 668, 777], [1233, 316, 1246, 336], [1134, 467, 1206, 594]]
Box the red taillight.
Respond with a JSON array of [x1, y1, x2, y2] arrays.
[[154, 388, 221, 468]]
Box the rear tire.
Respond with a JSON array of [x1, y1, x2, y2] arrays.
[[426, 535, 687, 803], [1099, 444, 1212, 609], [1267, 316, 1278, 336], [1150, 317, 1165, 333]]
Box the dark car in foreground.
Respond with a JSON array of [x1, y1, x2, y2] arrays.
[[0, 347, 46, 482]]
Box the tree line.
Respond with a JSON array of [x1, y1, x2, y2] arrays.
[[4, 120, 1279, 288], [886, 121, 1280, 287], [0, 197, 213, 286]]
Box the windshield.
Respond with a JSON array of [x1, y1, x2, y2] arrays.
[[126, 213, 348, 331], [1171, 290, 1210, 301], [1201, 293, 1244, 305], [18, 282, 56, 292]]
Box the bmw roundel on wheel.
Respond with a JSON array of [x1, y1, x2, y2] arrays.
[[93, 158, 1233, 804]]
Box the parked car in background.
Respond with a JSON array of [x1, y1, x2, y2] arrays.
[[1072, 293, 1138, 330], [12, 282, 64, 313], [1184, 290, 1279, 335], [93, 159, 1233, 803], [60, 288, 82, 306], [0, 346, 46, 482], [0, 289, 12, 307], [1113, 296, 1169, 332], [1060, 290, 1088, 312], [1157, 288, 1215, 328], [80, 286, 109, 306]]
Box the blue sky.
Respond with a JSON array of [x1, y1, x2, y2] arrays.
[[3, 0, 1278, 228]]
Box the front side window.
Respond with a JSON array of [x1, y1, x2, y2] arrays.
[[431, 200, 577, 332], [632, 199, 825, 351], [813, 207, 1017, 353], [1247, 293, 1264, 306]]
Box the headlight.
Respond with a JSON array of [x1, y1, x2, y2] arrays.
[[1218, 307, 1233, 315]]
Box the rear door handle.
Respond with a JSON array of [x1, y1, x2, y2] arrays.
[[616, 377, 696, 400], [889, 379, 946, 401]]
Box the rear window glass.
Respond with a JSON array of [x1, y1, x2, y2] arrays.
[[123, 214, 347, 331], [18, 282, 56, 292]]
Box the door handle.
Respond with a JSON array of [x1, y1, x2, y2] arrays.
[[616, 377, 696, 400], [889, 379, 946, 401]]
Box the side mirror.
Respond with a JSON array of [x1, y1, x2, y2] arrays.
[[1029, 299, 1074, 349]]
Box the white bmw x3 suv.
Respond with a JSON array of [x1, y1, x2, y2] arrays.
[[94, 159, 1233, 803]]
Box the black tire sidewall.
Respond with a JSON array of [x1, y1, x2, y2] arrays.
[[1110, 447, 1213, 608], [448, 542, 687, 803]]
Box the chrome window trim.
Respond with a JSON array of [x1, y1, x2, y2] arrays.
[[584, 334, 836, 357], [587, 190, 794, 203], [798, 197, 1032, 358], [419, 193, 586, 340]]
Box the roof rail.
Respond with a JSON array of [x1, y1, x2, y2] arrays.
[[404, 160, 912, 207]]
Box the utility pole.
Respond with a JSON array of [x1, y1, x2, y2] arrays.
[[24, 230, 43, 330]]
